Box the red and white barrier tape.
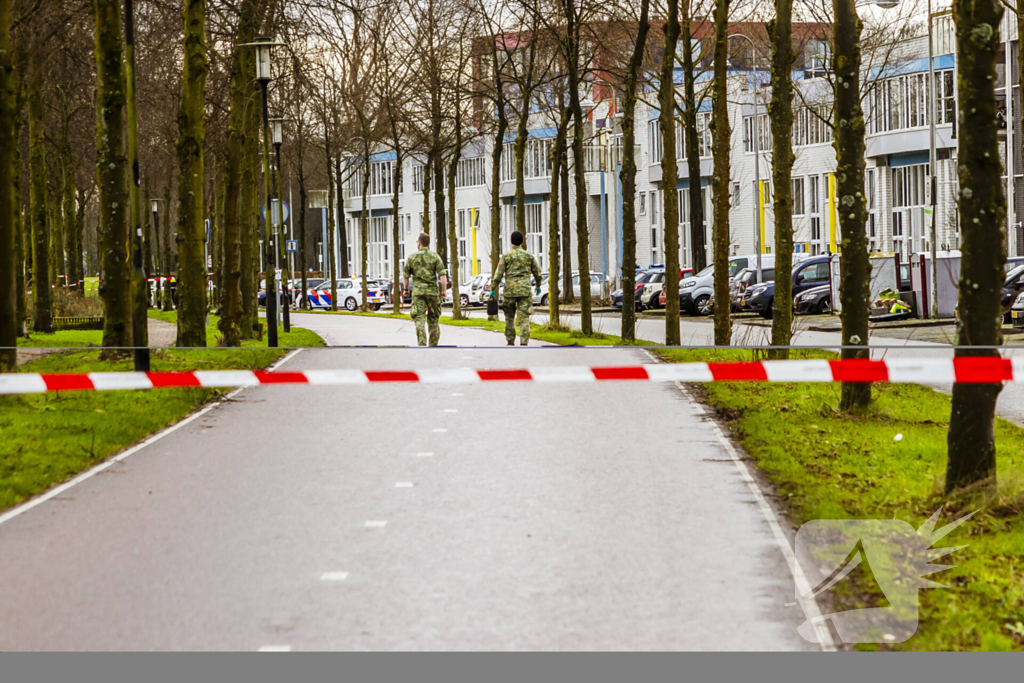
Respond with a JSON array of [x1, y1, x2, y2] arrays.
[[0, 357, 1021, 394]]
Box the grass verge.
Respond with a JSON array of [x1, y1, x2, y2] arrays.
[[1, 312, 323, 513], [656, 347, 1024, 652]]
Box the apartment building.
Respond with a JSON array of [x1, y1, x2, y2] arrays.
[[332, 13, 1022, 288]]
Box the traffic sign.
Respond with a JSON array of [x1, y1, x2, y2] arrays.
[[262, 200, 290, 224], [286, 240, 298, 253]]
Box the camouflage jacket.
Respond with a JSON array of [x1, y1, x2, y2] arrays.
[[492, 245, 542, 298], [403, 249, 446, 296]]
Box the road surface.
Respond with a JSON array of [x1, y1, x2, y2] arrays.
[[0, 314, 816, 651]]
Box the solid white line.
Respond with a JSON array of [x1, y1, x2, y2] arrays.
[[451, 393, 464, 396], [443, 409, 458, 413], [641, 349, 836, 652], [395, 482, 413, 488], [0, 348, 305, 529], [432, 428, 447, 433], [416, 452, 434, 457], [258, 645, 292, 652], [320, 572, 350, 581], [365, 520, 387, 528]]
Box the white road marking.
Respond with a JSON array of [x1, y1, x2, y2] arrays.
[[443, 409, 458, 413], [395, 482, 413, 488], [451, 393, 464, 396], [320, 572, 350, 581], [365, 520, 388, 528], [432, 428, 447, 433], [0, 349, 305, 529], [258, 645, 292, 652], [416, 452, 434, 457]]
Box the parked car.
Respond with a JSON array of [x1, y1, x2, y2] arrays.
[[572, 271, 607, 299], [678, 254, 781, 316], [612, 269, 665, 310], [306, 278, 385, 311], [446, 273, 489, 308], [730, 267, 775, 311], [1011, 291, 1024, 327], [741, 256, 832, 319], [794, 283, 832, 315], [1000, 264, 1024, 321]]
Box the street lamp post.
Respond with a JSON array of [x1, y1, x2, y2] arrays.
[[240, 37, 284, 347], [270, 117, 290, 332], [151, 198, 161, 308]]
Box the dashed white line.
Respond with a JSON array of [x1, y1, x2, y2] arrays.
[[451, 393, 464, 396], [320, 572, 350, 581], [258, 645, 292, 652], [395, 482, 413, 488], [443, 409, 458, 413], [365, 520, 388, 528], [432, 428, 448, 433], [416, 452, 434, 457]]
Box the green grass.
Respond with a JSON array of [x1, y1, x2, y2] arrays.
[[147, 310, 325, 349], [655, 347, 1024, 651], [1, 313, 324, 513]]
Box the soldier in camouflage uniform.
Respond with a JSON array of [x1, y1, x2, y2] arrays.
[[402, 232, 448, 346], [490, 231, 543, 346]]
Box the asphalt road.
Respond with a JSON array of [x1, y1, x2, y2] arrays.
[[0, 314, 816, 651]]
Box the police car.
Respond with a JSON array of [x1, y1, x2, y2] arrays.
[[306, 278, 385, 311]]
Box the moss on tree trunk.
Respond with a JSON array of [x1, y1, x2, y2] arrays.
[[946, 0, 1006, 495], [833, 0, 871, 410], [0, 0, 15, 370], [620, 0, 651, 344], [28, 50, 52, 333], [768, 1, 795, 360], [174, 0, 208, 347], [710, 0, 732, 347], [548, 108, 570, 326]]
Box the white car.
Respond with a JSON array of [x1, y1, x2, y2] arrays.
[[306, 278, 385, 311], [445, 273, 490, 307], [531, 271, 603, 304]]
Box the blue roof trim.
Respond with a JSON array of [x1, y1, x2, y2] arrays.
[[503, 127, 558, 143], [369, 151, 397, 163], [888, 151, 930, 168], [869, 54, 955, 81], [648, 98, 711, 121]]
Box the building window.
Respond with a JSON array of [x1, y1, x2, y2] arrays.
[[412, 163, 424, 193], [649, 120, 663, 164], [792, 106, 833, 147], [809, 175, 822, 255], [743, 114, 770, 153], [805, 39, 830, 77], [638, 191, 646, 216], [868, 68, 955, 134], [892, 163, 929, 255], [792, 177, 805, 216], [456, 157, 486, 188], [733, 182, 741, 207], [500, 138, 554, 182]]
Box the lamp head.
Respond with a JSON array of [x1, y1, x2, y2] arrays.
[[270, 119, 284, 145]]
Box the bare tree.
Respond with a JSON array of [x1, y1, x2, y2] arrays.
[[710, 0, 731, 346]]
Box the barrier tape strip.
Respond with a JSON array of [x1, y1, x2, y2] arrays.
[[0, 357, 1020, 394]]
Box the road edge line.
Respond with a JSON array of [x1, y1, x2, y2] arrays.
[[641, 348, 837, 652], [0, 348, 305, 528]]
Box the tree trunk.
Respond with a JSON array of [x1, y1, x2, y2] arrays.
[[433, 154, 446, 265], [514, 109, 528, 241], [391, 147, 401, 314], [946, 0, 1006, 495], [335, 154, 349, 279], [74, 188, 86, 289], [422, 152, 431, 237], [710, 0, 732, 347], [239, 84, 259, 336], [217, 2, 255, 346], [12, 46, 25, 337], [566, 0, 591, 334], [489, 98, 506, 321], [359, 154, 370, 312], [833, 0, 870, 410], [0, 0, 15, 369], [620, 0, 651, 344], [53, 170, 66, 287], [94, 0, 130, 347], [768, 0, 795, 360], [447, 144, 462, 319], [143, 180, 154, 281], [125, 0, 148, 357], [162, 181, 173, 312], [174, 0, 207, 347], [562, 149, 572, 303], [28, 50, 52, 333], [681, 3, 706, 273], [659, 0, 681, 346], [297, 149, 308, 310], [548, 108, 571, 326], [325, 134, 337, 310]]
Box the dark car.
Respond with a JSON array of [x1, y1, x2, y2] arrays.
[[612, 269, 662, 310], [741, 256, 832, 319], [1000, 264, 1024, 321], [794, 283, 832, 315]]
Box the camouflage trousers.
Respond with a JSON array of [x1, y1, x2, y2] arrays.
[[502, 296, 533, 345], [410, 294, 441, 346]]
